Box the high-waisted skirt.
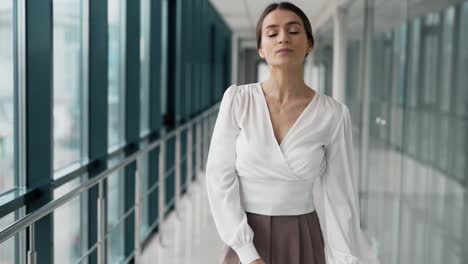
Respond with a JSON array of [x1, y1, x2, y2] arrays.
[[221, 210, 326, 264]]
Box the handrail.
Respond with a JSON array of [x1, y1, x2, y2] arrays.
[[0, 102, 221, 263], [0, 103, 221, 217]]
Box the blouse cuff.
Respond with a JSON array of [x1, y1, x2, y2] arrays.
[[234, 242, 260, 264]]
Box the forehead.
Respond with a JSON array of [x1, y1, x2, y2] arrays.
[[262, 9, 303, 29]]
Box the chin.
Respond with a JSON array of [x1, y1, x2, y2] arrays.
[[269, 58, 302, 68]]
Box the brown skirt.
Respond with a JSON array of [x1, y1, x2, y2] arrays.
[[221, 210, 326, 264]]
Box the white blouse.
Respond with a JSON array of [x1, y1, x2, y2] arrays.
[[205, 83, 379, 264]]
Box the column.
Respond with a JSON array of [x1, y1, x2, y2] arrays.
[[332, 6, 348, 104]]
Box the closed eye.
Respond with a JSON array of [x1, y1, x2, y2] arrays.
[[268, 31, 299, 37]]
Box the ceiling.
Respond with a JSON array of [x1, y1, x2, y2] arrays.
[[209, 0, 333, 40], [209, 0, 465, 48]]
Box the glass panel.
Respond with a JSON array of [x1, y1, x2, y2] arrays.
[[454, 2, 468, 182], [107, 221, 124, 263], [455, 2, 468, 118], [0, 213, 15, 264], [53, 0, 86, 172], [314, 1, 468, 263], [362, 0, 408, 263], [398, 3, 467, 264], [440, 7, 454, 114], [108, 0, 125, 150], [107, 155, 124, 262], [139, 141, 150, 239], [0, 0, 15, 194], [436, 7, 455, 173], [53, 177, 86, 263], [140, 0, 150, 136]]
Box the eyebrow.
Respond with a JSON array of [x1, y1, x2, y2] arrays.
[[264, 21, 302, 31]]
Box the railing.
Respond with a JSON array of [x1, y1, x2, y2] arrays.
[[0, 104, 220, 264]]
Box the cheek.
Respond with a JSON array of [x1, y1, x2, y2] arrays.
[[264, 37, 280, 51]]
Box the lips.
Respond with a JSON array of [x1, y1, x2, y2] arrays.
[[276, 48, 293, 53]]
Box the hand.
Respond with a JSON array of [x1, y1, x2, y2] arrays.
[[249, 259, 266, 264]]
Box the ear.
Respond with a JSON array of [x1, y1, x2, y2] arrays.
[[308, 40, 314, 51], [306, 43, 313, 54], [258, 48, 265, 59]]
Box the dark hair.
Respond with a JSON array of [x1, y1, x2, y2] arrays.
[[256, 2, 314, 51]]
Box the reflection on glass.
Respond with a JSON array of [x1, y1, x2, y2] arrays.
[[0, 0, 15, 194], [53, 178, 85, 263], [339, 1, 468, 264], [53, 0, 85, 172], [108, 221, 124, 263], [139, 145, 150, 238], [108, 0, 125, 150], [107, 0, 125, 259], [140, 0, 150, 136], [107, 156, 124, 262], [0, 213, 15, 263]]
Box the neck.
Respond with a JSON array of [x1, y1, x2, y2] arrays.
[[263, 64, 307, 103]]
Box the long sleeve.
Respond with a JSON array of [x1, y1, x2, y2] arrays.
[[312, 104, 380, 264], [205, 85, 260, 264]]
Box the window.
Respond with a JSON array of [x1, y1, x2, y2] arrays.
[[0, 212, 25, 264], [452, 1, 468, 181], [440, 7, 455, 114], [52, 0, 88, 262], [107, 1, 126, 260], [108, 0, 125, 150], [0, 216, 13, 262], [455, 1, 468, 118], [107, 156, 125, 263], [53, 178, 86, 263], [140, 0, 150, 136], [53, 0, 87, 173], [139, 141, 150, 239], [421, 13, 440, 108], [0, 0, 15, 194]]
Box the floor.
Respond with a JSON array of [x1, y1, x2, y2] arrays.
[[141, 172, 226, 264]]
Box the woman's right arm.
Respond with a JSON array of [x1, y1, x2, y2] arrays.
[[205, 85, 260, 264]]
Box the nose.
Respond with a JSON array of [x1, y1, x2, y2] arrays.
[[278, 30, 290, 44]]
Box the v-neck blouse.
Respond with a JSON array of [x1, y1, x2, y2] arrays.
[[205, 83, 379, 264], [257, 81, 317, 149]]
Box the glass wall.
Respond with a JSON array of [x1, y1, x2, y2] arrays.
[[307, 0, 468, 263], [0, 0, 15, 195], [139, 142, 150, 239], [52, 1, 88, 262], [53, 0, 87, 172], [340, 1, 468, 263], [0, 212, 25, 264], [53, 179, 86, 263], [108, 0, 125, 150], [0, 0, 234, 262], [107, 0, 126, 260], [0, 1, 25, 263], [107, 156, 125, 263], [140, 0, 150, 136], [139, 0, 151, 240]]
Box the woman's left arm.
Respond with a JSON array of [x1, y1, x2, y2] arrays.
[[313, 104, 380, 264]]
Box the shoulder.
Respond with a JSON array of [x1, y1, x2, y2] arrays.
[[222, 83, 259, 109], [318, 94, 352, 143], [222, 83, 257, 98], [318, 93, 350, 122]]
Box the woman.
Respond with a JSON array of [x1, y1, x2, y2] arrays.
[[206, 2, 379, 264]]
